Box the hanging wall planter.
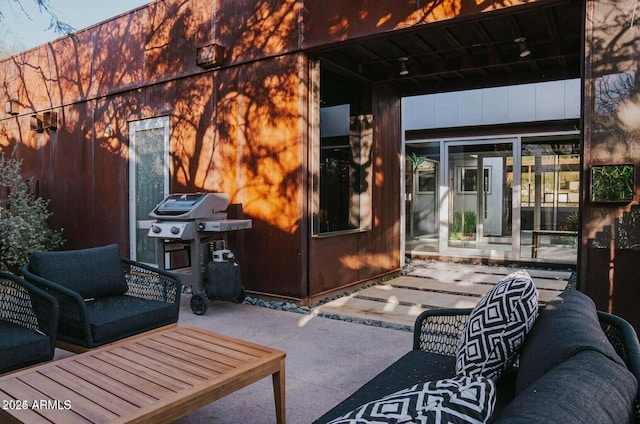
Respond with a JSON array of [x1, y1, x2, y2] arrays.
[[590, 164, 635, 203]]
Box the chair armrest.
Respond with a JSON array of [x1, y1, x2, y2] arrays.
[[598, 311, 640, 422], [21, 265, 90, 344], [413, 308, 473, 355], [0, 272, 59, 354], [121, 259, 182, 304], [598, 311, 640, 377]]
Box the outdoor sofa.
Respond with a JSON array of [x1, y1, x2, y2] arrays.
[[22, 243, 181, 351], [315, 271, 640, 423], [0, 272, 59, 374]]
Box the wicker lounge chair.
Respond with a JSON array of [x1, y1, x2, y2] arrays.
[[0, 272, 59, 374], [22, 244, 181, 351]]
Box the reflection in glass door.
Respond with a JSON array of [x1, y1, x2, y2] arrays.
[[447, 141, 515, 254], [405, 143, 440, 252], [520, 140, 579, 261], [129, 117, 170, 263]]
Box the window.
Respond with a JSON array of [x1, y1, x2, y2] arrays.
[[313, 64, 373, 235]]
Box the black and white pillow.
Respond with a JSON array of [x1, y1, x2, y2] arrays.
[[326, 376, 496, 424], [455, 270, 538, 381]]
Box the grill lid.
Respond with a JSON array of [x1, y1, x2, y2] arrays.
[[149, 192, 230, 220]]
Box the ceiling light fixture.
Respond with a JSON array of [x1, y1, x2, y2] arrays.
[[514, 37, 531, 58], [398, 57, 409, 76]]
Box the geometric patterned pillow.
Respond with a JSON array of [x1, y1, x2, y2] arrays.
[[326, 376, 496, 424], [455, 270, 538, 381]]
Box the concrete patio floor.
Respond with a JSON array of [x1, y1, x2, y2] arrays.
[[55, 294, 411, 424], [176, 296, 411, 423]]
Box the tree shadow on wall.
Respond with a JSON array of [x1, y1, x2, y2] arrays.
[[588, 1, 640, 159], [587, 206, 640, 328]]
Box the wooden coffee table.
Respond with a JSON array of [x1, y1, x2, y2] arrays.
[[0, 325, 286, 423]]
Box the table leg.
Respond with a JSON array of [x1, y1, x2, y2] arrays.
[[272, 358, 286, 424]]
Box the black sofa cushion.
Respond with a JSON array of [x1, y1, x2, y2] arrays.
[[314, 351, 456, 423], [0, 320, 52, 373], [326, 376, 496, 424], [85, 295, 177, 344], [493, 350, 637, 424], [29, 244, 128, 299], [515, 290, 626, 394], [456, 271, 538, 381]]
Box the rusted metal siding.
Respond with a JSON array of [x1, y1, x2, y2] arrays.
[[0, 0, 214, 111], [214, 0, 302, 64], [212, 54, 308, 299], [581, 0, 640, 329]]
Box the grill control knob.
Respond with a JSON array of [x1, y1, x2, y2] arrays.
[[151, 225, 161, 234], [170, 226, 180, 235]]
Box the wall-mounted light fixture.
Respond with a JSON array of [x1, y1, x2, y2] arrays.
[[104, 123, 115, 137], [30, 114, 44, 133], [398, 57, 409, 76], [196, 43, 227, 69], [514, 37, 531, 58], [29, 110, 58, 132], [5, 100, 20, 115], [42, 111, 57, 131]]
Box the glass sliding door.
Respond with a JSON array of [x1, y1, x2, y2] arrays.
[[520, 139, 579, 261], [446, 140, 516, 255], [405, 142, 440, 253], [403, 135, 578, 264]]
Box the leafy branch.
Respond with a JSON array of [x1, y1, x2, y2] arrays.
[[0, 0, 75, 36], [0, 152, 64, 274]]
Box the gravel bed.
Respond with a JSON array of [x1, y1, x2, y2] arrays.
[[241, 263, 413, 331]]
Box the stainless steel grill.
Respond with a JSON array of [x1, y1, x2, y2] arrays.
[[147, 193, 251, 314]]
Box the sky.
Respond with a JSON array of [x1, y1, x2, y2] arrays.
[[3, 0, 152, 52]]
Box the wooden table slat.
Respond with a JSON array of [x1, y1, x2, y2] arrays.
[[147, 333, 250, 367], [167, 326, 276, 356], [135, 338, 232, 374], [160, 331, 263, 362], [58, 361, 158, 408], [111, 355, 284, 424], [0, 383, 91, 424], [106, 345, 209, 385], [92, 350, 191, 392], [72, 356, 175, 400], [38, 366, 140, 416], [17, 371, 119, 422]]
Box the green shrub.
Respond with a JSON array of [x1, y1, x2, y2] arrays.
[[0, 152, 64, 273], [452, 210, 477, 235]]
